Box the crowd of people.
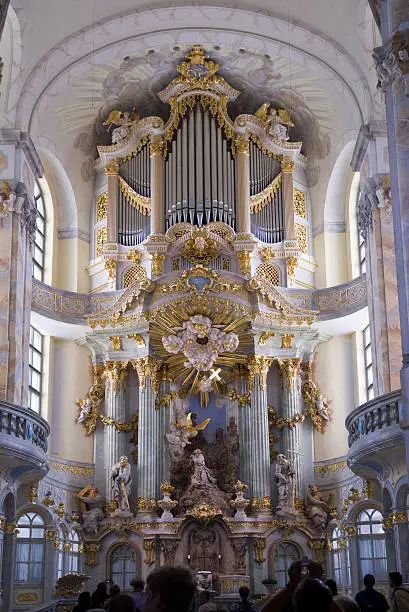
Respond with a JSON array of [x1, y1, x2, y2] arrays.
[[71, 562, 409, 612]]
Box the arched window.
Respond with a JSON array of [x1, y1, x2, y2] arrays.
[[67, 530, 80, 573], [331, 527, 343, 585], [110, 544, 136, 590], [363, 324, 374, 401], [33, 181, 46, 281], [56, 526, 65, 580], [15, 513, 45, 584], [29, 325, 43, 413], [274, 542, 300, 588], [357, 509, 387, 580]]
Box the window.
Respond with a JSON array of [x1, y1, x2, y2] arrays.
[[56, 527, 65, 580], [15, 513, 45, 583], [363, 325, 374, 401], [274, 542, 300, 588], [357, 509, 387, 580], [331, 528, 343, 585], [33, 181, 46, 281], [29, 326, 43, 413], [67, 530, 80, 573], [357, 192, 366, 276], [110, 544, 136, 590]]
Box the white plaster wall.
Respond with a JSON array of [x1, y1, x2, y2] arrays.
[[313, 232, 348, 289], [49, 339, 94, 464], [314, 334, 357, 461]]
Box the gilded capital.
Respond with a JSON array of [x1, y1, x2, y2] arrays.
[[131, 357, 162, 395], [151, 252, 165, 277], [236, 250, 252, 276], [104, 361, 128, 393], [150, 140, 165, 156], [281, 158, 295, 173], [277, 358, 300, 390], [105, 160, 119, 175], [234, 137, 250, 155], [247, 355, 273, 391]]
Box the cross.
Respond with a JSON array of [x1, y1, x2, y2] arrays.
[[209, 367, 221, 381]]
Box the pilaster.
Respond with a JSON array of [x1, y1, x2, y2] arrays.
[[105, 160, 119, 244], [235, 137, 251, 234], [281, 158, 296, 241], [150, 139, 165, 235]]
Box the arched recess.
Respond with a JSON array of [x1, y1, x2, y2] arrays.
[[106, 541, 141, 590], [38, 147, 90, 292], [270, 540, 302, 588], [0, 4, 22, 127], [316, 140, 356, 288]]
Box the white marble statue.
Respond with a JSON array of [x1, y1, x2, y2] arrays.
[[316, 395, 330, 420], [77, 486, 104, 534], [275, 453, 295, 510], [166, 398, 210, 462], [111, 456, 132, 513], [267, 109, 290, 141], [191, 449, 218, 486]]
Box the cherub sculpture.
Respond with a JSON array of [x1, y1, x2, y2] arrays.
[[103, 109, 140, 144]]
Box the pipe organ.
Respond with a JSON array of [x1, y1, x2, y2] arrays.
[[118, 145, 151, 246], [164, 104, 237, 229]]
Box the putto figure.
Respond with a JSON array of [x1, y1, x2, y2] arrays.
[[111, 455, 132, 514]]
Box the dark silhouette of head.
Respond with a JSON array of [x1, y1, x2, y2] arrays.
[[325, 579, 338, 596], [287, 559, 324, 589], [130, 579, 145, 592], [239, 587, 250, 600], [294, 578, 333, 612], [145, 566, 196, 612], [96, 583, 108, 595], [200, 591, 211, 603], [364, 574, 376, 589], [389, 572, 403, 588], [109, 594, 135, 612], [77, 592, 91, 606], [109, 585, 120, 598]]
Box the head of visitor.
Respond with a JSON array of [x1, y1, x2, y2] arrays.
[[363, 574, 376, 589], [145, 566, 196, 612], [389, 572, 403, 589], [294, 578, 333, 612], [239, 586, 250, 601], [109, 585, 120, 598], [77, 592, 91, 607], [287, 559, 323, 589], [130, 579, 145, 593], [109, 594, 136, 612], [325, 579, 338, 597]]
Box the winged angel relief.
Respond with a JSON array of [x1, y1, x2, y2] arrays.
[[166, 397, 211, 462]]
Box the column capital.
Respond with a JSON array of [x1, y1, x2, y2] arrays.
[[247, 355, 273, 391], [373, 32, 409, 91], [131, 356, 162, 395], [105, 159, 119, 175], [277, 358, 300, 390], [357, 173, 391, 242], [234, 136, 250, 155], [104, 360, 128, 393], [281, 157, 295, 173], [150, 139, 165, 157]]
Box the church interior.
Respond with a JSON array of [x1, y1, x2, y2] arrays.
[[0, 0, 409, 609]]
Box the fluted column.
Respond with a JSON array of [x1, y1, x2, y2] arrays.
[[281, 158, 295, 240], [132, 357, 162, 514], [277, 358, 305, 499], [105, 160, 119, 243], [247, 356, 273, 511], [150, 140, 164, 235], [103, 361, 128, 501], [235, 137, 251, 234]]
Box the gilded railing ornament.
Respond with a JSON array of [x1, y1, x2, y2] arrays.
[[277, 358, 300, 390], [247, 355, 273, 391], [127, 248, 142, 265], [182, 228, 219, 266], [186, 504, 223, 525], [151, 252, 165, 277], [286, 256, 298, 282], [251, 497, 272, 512], [136, 497, 158, 514]]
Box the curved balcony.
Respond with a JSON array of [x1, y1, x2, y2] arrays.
[[0, 400, 50, 481], [345, 390, 404, 479]]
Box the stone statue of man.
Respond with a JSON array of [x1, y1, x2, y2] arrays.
[[111, 455, 132, 513], [275, 453, 295, 510]]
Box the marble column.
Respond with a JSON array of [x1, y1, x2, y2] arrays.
[[103, 361, 128, 502], [235, 137, 251, 234], [105, 160, 119, 243], [231, 372, 251, 490], [281, 158, 296, 240], [150, 140, 164, 235], [132, 357, 162, 513], [277, 358, 305, 499], [373, 10, 409, 466], [0, 132, 42, 406], [247, 357, 273, 510]]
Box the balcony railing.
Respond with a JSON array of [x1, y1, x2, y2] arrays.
[[0, 400, 49, 459], [345, 390, 401, 449]]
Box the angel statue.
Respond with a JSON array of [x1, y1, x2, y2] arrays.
[[166, 397, 211, 462], [77, 485, 104, 534], [306, 484, 329, 531], [103, 109, 140, 145], [255, 103, 294, 141]]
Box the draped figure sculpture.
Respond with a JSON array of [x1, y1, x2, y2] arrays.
[[275, 453, 295, 511], [111, 456, 132, 514]]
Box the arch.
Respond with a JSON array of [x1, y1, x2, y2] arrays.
[[15, 504, 54, 526], [270, 540, 302, 588], [0, 4, 22, 125], [0, 490, 15, 519], [107, 542, 140, 590], [396, 482, 409, 511]]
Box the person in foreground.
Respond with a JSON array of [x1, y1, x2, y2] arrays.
[[109, 595, 136, 612], [389, 572, 409, 612], [73, 591, 92, 612], [294, 579, 333, 612], [230, 586, 258, 612], [130, 578, 145, 612], [91, 583, 110, 609], [325, 579, 360, 612], [197, 590, 217, 612], [144, 566, 196, 612], [355, 574, 389, 612]]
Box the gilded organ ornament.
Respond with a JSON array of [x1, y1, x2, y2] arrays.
[[182, 228, 219, 266]]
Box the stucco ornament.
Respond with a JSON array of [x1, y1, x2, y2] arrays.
[[162, 315, 239, 371]]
